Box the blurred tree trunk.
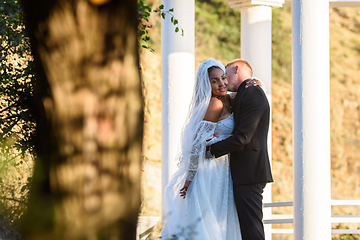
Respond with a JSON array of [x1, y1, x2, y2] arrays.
[[20, 0, 142, 239]]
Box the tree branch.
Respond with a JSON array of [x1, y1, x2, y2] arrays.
[[0, 196, 27, 204], [0, 113, 21, 123], [0, 102, 18, 115]]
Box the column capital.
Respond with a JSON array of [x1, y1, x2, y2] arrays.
[[228, 0, 285, 9]]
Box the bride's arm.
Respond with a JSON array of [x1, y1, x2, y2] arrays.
[[180, 98, 223, 198], [180, 121, 218, 198]]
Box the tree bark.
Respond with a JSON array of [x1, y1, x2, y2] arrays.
[[20, 0, 142, 239]]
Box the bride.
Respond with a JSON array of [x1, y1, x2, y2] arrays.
[[161, 58, 259, 239]]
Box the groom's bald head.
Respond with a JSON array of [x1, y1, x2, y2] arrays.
[[225, 59, 253, 92], [225, 59, 253, 76]]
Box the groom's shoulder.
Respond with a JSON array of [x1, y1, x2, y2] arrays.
[[241, 85, 265, 98], [240, 86, 269, 107]]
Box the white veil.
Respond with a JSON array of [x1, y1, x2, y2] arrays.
[[176, 58, 225, 179]]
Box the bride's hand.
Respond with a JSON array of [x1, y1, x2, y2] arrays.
[[245, 78, 262, 88], [206, 132, 219, 142], [180, 180, 191, 199]]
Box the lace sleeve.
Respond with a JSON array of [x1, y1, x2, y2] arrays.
[[186, 121, 217, 181]]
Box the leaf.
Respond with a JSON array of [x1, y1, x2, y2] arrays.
[[161, 12, 166, 19], [174, 19, 178, 25], [169, 8, 174, 12], [175, 27, 179, 33], [171, 17, 174, 23], [159, 4, 164, 9]]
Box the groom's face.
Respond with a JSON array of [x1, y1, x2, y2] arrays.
[[225, 65, 237, 92]]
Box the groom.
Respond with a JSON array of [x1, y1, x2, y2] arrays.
[[207, 59, 273, 239]]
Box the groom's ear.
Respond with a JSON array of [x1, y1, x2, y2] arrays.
[[234, 65, 238, 74]]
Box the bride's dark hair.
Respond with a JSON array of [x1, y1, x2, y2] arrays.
[[207, 65, 222, 75], [177, 58, 225, 168]]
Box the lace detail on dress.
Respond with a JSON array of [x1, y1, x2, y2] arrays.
[[185, 121, 217, 181], [184, 114, 234, 181]]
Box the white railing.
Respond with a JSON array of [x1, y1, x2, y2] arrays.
[[263, 200, 360, 235], [136, 200, 360, 239]]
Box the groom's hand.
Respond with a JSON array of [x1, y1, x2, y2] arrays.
[[180, 180, 191, 199]]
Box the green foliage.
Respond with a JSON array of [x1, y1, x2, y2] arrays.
[[195, 1, 293, 82], [195, 0, 241, 63], [0, 0, 35, 224], [332, 224, 360, 240], [138, 0, 183, 51], [138, 0, 153, 50], [0, 0, 35, 156], [350, 38, 360, 55], [271, 6, 292, 84]]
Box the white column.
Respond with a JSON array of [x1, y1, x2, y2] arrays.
[[241, 6, 272, 94], [235, 2, 285, 238], [292, 0, 331, 239], [161, 0, 195, 218], [241, 6, 273, 240]]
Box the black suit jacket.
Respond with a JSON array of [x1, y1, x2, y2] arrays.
[[211, 80, 273, 185]]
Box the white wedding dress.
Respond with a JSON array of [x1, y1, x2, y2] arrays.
[[161, 113, 242, 240]]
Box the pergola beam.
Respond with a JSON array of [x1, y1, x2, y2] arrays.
[[229, 0, 285, 8], [285, 0, 360, 7]]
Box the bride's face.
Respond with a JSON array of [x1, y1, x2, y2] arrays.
[[209, 68, 228, 97]]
